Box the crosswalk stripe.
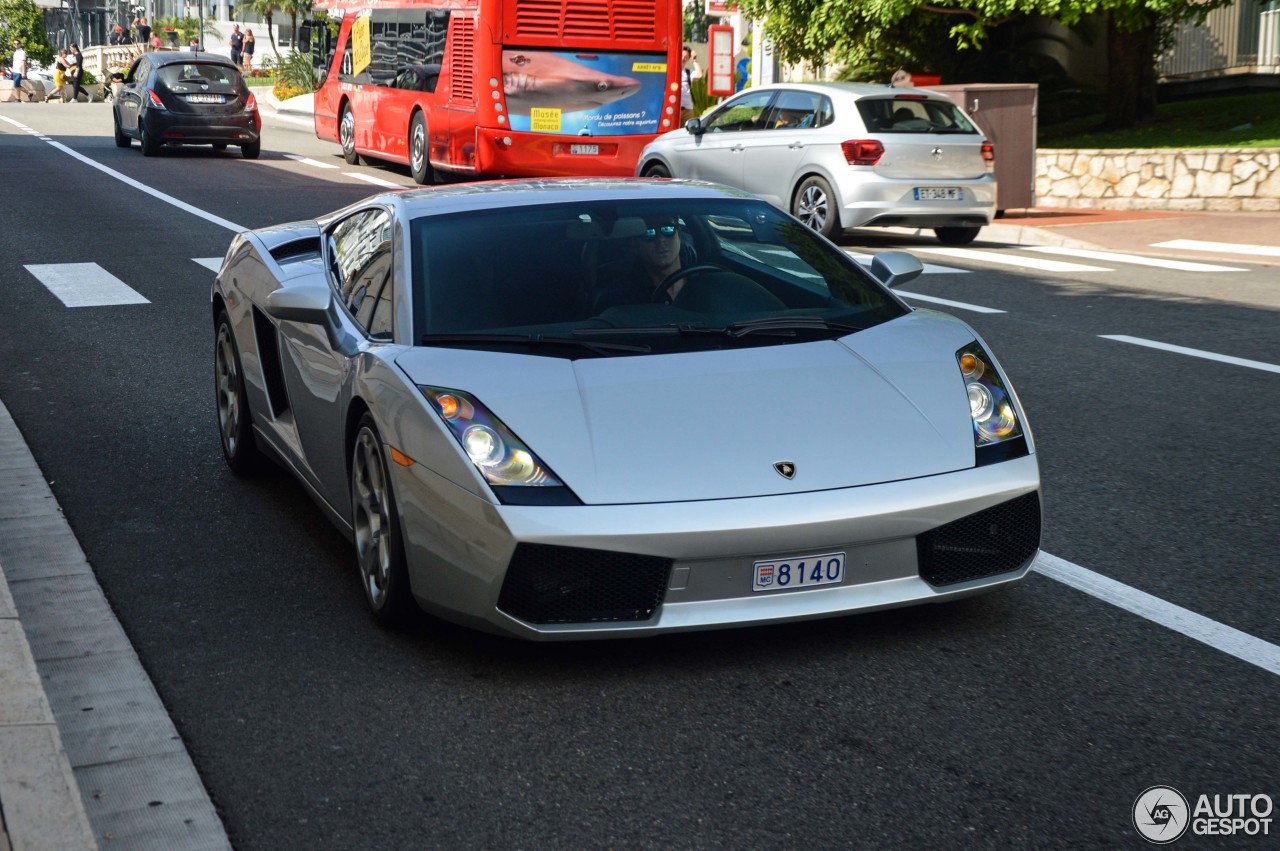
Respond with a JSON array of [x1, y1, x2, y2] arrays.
[[193, 258, 223, 272], [843, 251, 969, 275], [1100, 335, 1280, 374], [911, 246, 1111, 272], [24, 263, 150, 307], [1152, 239, 1280, 258], [284, 154, 340, 169], [1025, 246, 1247, 272], [896, 291, 1005, 314], [343, 172, 402, 188]]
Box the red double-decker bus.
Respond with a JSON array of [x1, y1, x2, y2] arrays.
[[308, 0, 683, 183]]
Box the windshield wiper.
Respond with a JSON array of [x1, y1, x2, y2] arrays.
[[713, 316, 866, 338], [419, 333, 650, 355]]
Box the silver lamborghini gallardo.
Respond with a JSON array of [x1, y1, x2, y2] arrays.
[[212, 179, 1041, 638]]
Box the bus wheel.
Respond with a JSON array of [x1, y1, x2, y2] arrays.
[[340, 104, 360, 165], [409, 113, 432, 185]]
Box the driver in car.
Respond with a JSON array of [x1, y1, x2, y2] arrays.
[[630, 217, 690, 303]]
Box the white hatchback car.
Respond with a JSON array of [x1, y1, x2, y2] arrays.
[[636, 82, 997, 245]]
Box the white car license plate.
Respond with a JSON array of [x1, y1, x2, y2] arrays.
[[915, 187, 962, 201], [752, 552, 845, 593], [188, 94, 225, 104], [570, 144, 599, 155]]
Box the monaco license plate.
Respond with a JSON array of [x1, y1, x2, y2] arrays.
[[188, 93, 225, 104], [752, 552, 845, 593], [915, 187, 962, 201], [570, 143, 599, 156]]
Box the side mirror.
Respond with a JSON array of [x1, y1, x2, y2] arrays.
[[685, 117, 704, 135], [265, 284, 331, 324], [868, 250, 924, 289]]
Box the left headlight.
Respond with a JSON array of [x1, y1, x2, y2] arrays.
[[419, 387, 563, 487], [956, 342, 1023, 448]]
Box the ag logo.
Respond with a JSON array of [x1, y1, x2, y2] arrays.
[[1133, 786, 1190, 843]]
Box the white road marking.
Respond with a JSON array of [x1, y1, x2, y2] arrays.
[[1153, 239, 1280, 258], [1100, 335, 1280, 374], [343, 172, 402, 188], [1025, 246, 1247, 272], [844, 250, 969, 275], [193, 257, 223, 272], [1036, 553, 1280, 677], [896, 291, 1005, 313], [0, 114, 246, 233], [283, 153, 339, 169], [913, 247, 1112, 272], [24, 263, 150, 307]]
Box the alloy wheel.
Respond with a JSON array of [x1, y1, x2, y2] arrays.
[[215, 323, 241, 457], [352, 428, 393, 609], [797, 185, 829, 232]]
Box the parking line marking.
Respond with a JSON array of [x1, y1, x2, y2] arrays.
[[896, 291, 1005, 313], [283, 153, 339, 169], [343, 172, 402, 188], [24, 263, 150, 307], [1100, 335, 1280, 374], [1035, 553, 1280, 677], [1025, 246, 1247, 272], [193, 258, 223, 272], [1153, 239, 1280, 258], [913, 247, 1112, 272], [844, 251, 970, 275]]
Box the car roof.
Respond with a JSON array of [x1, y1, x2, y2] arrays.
[[341, 178, 762, 222], [734, 81, 954, 102], [148, 52, 238, 69]]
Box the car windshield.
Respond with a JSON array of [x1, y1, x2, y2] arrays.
[[857, 97, 978, 134], [156, 63, 241, 90], [409, 198, 907, 357]]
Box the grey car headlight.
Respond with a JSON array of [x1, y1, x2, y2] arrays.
[[419, 387, 564, 488], [956, 343, 1023, 447]]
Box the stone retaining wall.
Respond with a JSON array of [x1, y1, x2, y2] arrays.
[[1035, 148, 1280, 212]]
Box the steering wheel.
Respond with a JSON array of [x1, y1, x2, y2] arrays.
[[651, 263, 729, 303]]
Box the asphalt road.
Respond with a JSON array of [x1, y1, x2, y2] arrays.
[[1, 104, 1277, 849]]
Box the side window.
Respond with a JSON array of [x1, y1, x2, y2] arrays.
[[362, 9, 450, 88], [763, 90, 823, 130], [126, 58, 147, 84], [704, 90, 775, 133], [329, 209, 395, 340]]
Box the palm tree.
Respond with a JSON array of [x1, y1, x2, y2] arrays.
[[279, 0, 312, 52]]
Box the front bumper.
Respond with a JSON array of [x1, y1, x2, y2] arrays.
[[393, 453, 1040, 640]]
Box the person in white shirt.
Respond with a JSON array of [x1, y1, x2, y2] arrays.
[[679, 45, 702, 125], [9, 39, 27, 102]]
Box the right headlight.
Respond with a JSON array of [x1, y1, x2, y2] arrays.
[[956, 342, 1027, 461]]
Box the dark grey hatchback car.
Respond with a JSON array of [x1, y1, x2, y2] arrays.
[[113, 53, 262, 158]]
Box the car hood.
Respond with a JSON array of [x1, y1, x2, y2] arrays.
[[395, 312, 983, 505]]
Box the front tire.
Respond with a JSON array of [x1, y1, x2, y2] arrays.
[[408, 112, 432, 184], [215, 311, 265, 474], [934, 226, 981, 245], [240, 139, 260, 159], [339, 103, 360, 165], [793, 176, 840, 239], [113, 115, 130, 148], [351, 415, 418, 627], [642, 162, 671, 179]]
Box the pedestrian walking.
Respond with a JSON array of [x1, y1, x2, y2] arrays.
[[679, 44, 702, 125], [242, 29, 255, 72], [54, 48, 69, 102], [229, 24, 244, 69], [65, 44, 88, 102], [9, 39, 27, 102]]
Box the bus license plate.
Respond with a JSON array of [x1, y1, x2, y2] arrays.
[[570, 144, 599, 156], [915, 187, 962, 201], [752, 552, 845, 593]]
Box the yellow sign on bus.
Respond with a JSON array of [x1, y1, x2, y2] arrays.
[[530, 108, 562, 132], [351, 15, 371, 77]]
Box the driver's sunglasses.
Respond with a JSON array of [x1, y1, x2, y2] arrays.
[[642, 225, 678, 241]]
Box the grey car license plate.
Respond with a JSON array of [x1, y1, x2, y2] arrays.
[[752, 552, 845, 592], [188, 94, 226, 104], [915, 187, 962, 201], [570, 144, 599, 155]]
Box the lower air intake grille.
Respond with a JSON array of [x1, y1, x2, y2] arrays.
[[917, 492, 1041, 586], [498, 544, 673, 625]]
